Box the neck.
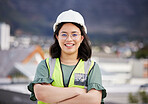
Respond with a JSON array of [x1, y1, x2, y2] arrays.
[[60, 52, 79, 65]]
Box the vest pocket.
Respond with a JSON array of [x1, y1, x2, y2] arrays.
[[74, 73, 87, 86]]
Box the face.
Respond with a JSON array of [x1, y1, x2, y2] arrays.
[[56, 23, 84, 56]]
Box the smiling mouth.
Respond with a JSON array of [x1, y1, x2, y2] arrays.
[[65, 44, 74, 47]]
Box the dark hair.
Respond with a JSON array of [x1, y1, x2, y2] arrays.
[[49, 22, 92, 61]]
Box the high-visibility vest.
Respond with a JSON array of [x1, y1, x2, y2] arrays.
[[38, 58, 95, 104]]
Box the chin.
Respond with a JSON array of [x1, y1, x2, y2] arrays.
[[64, 50, 77, 55]]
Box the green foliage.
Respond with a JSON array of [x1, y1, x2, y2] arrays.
[[139, 91, 148, 103], [128, 93, 138, 103], [128, 91, 148, 103], [135, 45, 148, 59]]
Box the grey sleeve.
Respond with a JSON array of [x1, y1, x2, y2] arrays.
[[87, 62, 107, 100], [33, 59, 53, 83], [27, 59, 53, 101], [34, 60, 50, 79]]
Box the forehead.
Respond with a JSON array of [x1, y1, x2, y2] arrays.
[[59, 23, 81, 33]]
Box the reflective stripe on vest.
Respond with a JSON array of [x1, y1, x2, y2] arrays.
[[38, 101, 50, 104], [38, 58, 95, 104]]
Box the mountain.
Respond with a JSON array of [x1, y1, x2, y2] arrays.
[[0, 0, 148, 42]]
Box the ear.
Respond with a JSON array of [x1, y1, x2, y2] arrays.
[[81, 36, 84, 43], [56, 34, 59, 40]]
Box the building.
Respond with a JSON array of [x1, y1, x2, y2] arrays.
[[0, 23, 10, 50], [0, 45, 44, 83], [92, 57, 146, 85]]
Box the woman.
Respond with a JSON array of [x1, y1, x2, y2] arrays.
[[28, 10, 107, 104]]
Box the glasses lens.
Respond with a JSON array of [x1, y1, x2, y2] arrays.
[[60, 33, 67, 40], [59, 33, 80, 40], [72, 34, 78, 40]]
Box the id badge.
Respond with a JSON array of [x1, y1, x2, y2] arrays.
[[74, 73, 87, 86]]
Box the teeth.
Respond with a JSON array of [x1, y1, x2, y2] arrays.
[[66, 44, 73, 46]]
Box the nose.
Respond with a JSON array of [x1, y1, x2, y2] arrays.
[[66, 35, 73, 41]]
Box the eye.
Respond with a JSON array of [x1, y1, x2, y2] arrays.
[[61, 33, 67, 37], [72, 34, 78, 37]]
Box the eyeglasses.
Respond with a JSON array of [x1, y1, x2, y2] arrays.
[[59, 33, 81, 40]]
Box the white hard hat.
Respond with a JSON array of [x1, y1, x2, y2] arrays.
[[53, 10, 87, 33]]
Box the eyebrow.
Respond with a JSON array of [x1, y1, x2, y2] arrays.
[[60, 31, 79, 33], [72, 31, 79, 33], [60, 31, 67, 33]]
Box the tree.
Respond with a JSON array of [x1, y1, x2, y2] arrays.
[[135, 45, 148, 59]]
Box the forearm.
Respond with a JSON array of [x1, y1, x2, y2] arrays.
[[34, 84, 85, 103], [58, 89, 102, 104]]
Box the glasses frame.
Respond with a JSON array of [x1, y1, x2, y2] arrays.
[[59, 32, 81, 40]]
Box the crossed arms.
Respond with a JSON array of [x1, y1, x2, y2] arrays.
[[34, 84, 102, 104]]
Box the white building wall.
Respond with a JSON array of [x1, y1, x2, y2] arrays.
[[92, 57, 145, 85], [0, 23, 10, 50], [131, 59, 144, 77]]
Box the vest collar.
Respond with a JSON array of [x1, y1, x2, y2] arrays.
[[59, 58, 81, 87]]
